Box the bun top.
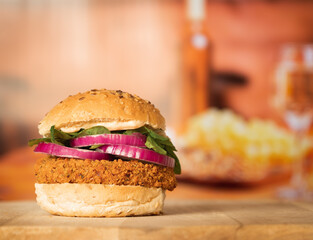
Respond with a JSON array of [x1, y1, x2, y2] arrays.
[[38, 89, 166, 136]]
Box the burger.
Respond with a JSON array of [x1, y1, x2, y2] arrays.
[[29, 89, 180, 217]]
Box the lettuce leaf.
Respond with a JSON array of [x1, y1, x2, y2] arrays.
[[50, 126, 72, 145], [89, 144, 104, 150], [77, 126, 110, 137], [28, 126, 110, 147], [124, 126, 181, 174], [145, 136, 167, 155], [28, 138, 51, 147], [164, 145, 181, 175]]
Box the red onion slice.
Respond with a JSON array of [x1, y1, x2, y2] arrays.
[[70, 133, 146, 148], [99, 145, 175, 168], [34, 142, 111, 160]]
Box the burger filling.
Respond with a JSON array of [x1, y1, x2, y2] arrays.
[[30, 125, 180, 191], [29, 125, 181, 174], [35, 157, 176, 191]]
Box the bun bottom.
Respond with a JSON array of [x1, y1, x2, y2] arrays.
[[35, 183, 165, 217]]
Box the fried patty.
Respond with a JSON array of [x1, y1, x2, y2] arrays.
[[35, 157, 177, 191]]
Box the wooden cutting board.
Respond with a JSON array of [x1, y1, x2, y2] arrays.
[[1, 200, 313, 240]]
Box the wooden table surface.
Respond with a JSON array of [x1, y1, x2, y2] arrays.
[[0, 147, 290, 201], [1, 148, 312, 239], [1, 200, 313, 240]]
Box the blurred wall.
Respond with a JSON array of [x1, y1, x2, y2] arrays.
[[206, 0, 313, 119], [0, 0, 313, 154], [0, 0, 183, 153], [0, 0, 182, 123]]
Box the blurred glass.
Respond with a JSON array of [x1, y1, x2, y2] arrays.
[[274, 43, 313, 200]]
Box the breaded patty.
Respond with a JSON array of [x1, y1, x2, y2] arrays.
[[35, 157, 177, 191]]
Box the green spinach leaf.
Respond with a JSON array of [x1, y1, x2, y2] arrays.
[[165, 145, 181, 174], [145, 136, 167, 155], [28, 138, 52, 147], [77, 126, 110, 137]]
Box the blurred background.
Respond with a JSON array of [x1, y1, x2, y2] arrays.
[[1, 0, 313, 201]]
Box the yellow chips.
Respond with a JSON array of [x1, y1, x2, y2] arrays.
[[181, 109, 311, 165]]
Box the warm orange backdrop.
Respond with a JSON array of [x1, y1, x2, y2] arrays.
[[0, 0, 313, 149], [1, 0, 313, 201]]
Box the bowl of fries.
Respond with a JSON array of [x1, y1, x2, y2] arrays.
[[177, 109, 312, 184]]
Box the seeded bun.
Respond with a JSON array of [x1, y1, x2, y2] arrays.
[[38, 89, 166, 137], [35, 183, 165, 217], [35, 89, 171, 218]]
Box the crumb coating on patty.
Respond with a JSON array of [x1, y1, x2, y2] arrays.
[[35, 157, 177, 191]]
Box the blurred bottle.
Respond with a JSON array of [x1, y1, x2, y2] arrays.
[[180, 0, 211, 133]]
